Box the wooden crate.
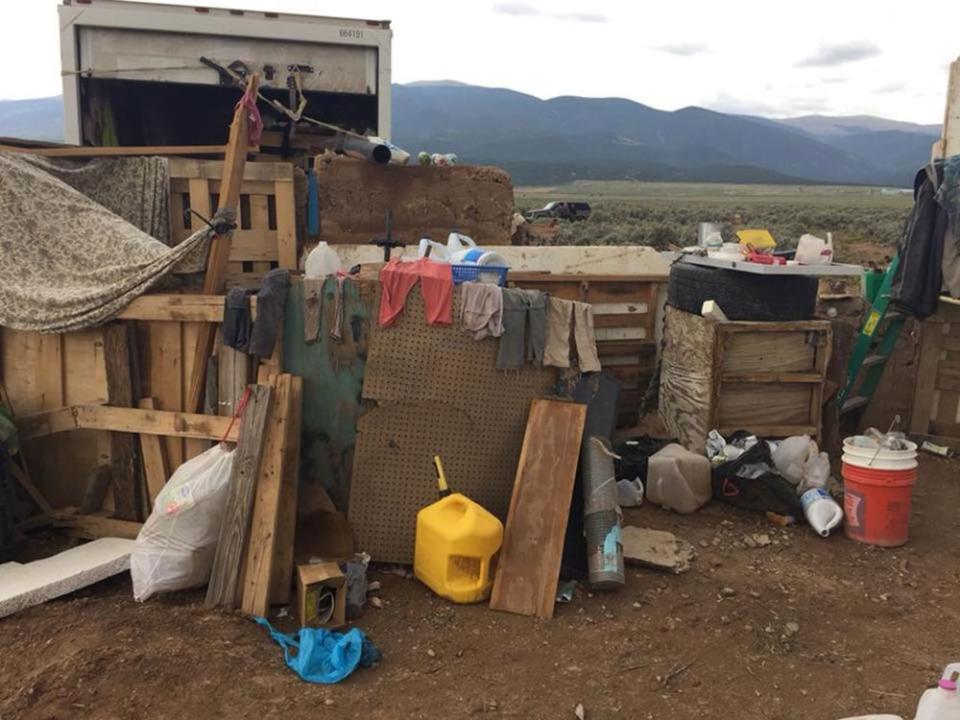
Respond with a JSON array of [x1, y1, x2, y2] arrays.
[[168, 158, 298, 288], [509, 273, 663, 425], [910, 298, 960, 447], [659, 306, 832, 450]]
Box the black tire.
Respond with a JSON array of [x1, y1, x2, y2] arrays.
[[667, 261, 818, 321]]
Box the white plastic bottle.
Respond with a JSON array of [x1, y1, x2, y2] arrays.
[[915, 665, 960, 720], [304, 241, 341, 278], [800, 487, 843, 537]]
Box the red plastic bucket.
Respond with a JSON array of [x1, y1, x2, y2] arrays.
[[841, 461, 917, 546]]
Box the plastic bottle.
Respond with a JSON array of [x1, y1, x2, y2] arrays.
[[304, 241, 341, 277], [915, 664, 960, 720], [800, 487, 843, 537], [645, 444, 712, 514], [796, 233, 834, 265]]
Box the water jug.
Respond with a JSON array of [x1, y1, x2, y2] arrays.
[[800, 488, 843, 537], [915, 664, 960, 720], [645, 444, 712, 514], [414, 458, 503, 604], [304, 241, 341, 277], [796, 233, 834, 265]]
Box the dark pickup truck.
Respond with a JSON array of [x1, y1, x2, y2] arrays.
[[524, 201, 592, 222]]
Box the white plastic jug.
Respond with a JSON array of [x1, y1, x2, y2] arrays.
[[796, 233, 834, 265], [304, 241, 341, 277], [800, 487, 843, 537], [645, 444, 712, 514], [915, 664, 960, 720]]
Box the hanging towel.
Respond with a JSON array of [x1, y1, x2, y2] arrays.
[[302, 277, 324, 343], [378, 258, 454, 327], [248, 269, 291, 358], [572, 301, 601, 372], [496, 288, 546, 370], [460, 281, 504, 340], [254, 617, 381, 684], [222, 288, 253, 351]]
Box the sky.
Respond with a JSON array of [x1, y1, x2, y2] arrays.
[[1, 0, 957, 123]]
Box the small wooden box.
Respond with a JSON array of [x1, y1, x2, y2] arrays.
[[296, 562, 346, 629], [659, 306, 832, 450]]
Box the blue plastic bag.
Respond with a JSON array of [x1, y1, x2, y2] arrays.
[[255, 617, 380, 684]]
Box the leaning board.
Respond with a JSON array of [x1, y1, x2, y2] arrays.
[[349, 284, 556, 564], [489, 399, 586, 619]]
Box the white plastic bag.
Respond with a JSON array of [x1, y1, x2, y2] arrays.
[[771, 435, 830, 495], [131, 444, 235, 601]]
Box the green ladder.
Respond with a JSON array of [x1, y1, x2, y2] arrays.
[[837, 255, 906, 415]]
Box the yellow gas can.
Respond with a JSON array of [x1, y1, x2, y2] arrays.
[[414, 458, 503, 604]]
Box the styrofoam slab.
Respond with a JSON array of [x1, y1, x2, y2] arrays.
[[680, 255, 863, 276], [0, 538, 135, 618]]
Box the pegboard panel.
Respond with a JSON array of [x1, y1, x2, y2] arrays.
[[349, 285, 556, 563]]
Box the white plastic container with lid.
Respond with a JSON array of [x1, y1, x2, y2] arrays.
[[304, 241, 342, 278], [796, 233, 834, 265], [800, 487, 843, 537], [645, 444, 712, 514], [915, 664, 960, 720]]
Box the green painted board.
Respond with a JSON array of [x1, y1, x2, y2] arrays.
[[282, 277, 374, 512]]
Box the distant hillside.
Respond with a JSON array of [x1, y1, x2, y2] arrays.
[[0, 87, 940, 187], [0, 97, 63, 142]]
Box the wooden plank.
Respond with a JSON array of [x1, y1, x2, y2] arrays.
[[943, 58, 960, 155], [168, 157, 293, 182], [77, 405, 237, 441], [248, 193, 272, 279], [10, 462, 54, 515], [593, 313, 649, 329], [102, 323, 140, 521], [119, 295, 257, 322], [268, 374, 302, 605], [218, 346, 251, 417], [186, 75, 259, 415], [230, 229, 279, 262], [205, 383, 273, 610], [15, 406, 78, 440], [143, 321, 185, 469], [182, 320, 212, 461], [240, 375, 295, 615], [0, 144, 232, 158], [138, 398, 170, 508], [911, 323, 945, 434], [37, 334, 64, 409], [274, 180, 298, 269], [78, 466, 112, 515], [929, 420, 960, 438], [489, 399, 586, 619]]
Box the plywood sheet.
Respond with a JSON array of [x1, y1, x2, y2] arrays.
[[718, 384, 813, 427], [349, 285, 556, 563], [659, 307, 716, 451], [722, 331, 817, 374]]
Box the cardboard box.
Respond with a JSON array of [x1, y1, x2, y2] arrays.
[[296, 561, 346, 629]]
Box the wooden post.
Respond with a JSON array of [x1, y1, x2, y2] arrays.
[[102, 323, 141, 521], [186, 74, 260, 414]]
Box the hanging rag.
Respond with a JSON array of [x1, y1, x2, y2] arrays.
[[459, 281, 504, 340], [331, 275, 347, 342], [543, 297, 601, 372], [222, 288, 254, 351], [378, 258, 453, 327], [303, 277, 324, 343], [496, 287, 546, 370], [937, 155, 960, 300], [248, 269, 291, 358], [254, 617, 381, 684]]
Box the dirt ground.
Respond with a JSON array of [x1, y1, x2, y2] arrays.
[[2, 455, 958, 720]]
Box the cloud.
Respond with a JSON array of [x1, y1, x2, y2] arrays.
[[655, 43, 708, 56], [491, 3, 607, 22], [875, 81, 906, 93], [796, 41, 881, 67], [821, 76, 847, 84], [553, 11, 607, 22], [492, 2, 538, 16]]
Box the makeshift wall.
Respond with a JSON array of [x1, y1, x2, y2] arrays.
[[314, 156, 515, 246], [348, 287, 556, 564]]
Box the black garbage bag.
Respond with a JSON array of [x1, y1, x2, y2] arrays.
[[711, 432, 802, 517], [614, 436, 675, 482]]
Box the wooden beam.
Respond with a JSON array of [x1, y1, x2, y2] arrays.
[[102, 323, 141, 521], [138, 398, 171, 509], [0, 144, 238, 158], [168, 157, 293, 181], [10, 462, 54, 515], [268, 374, 302, 605], [14, 406, 78, 440], [943, 58, 960, 156], [206, 384, 273, 610], [51, 512, 143, 540], [186, 74, 260, 415], [117, 294, 258, 322]]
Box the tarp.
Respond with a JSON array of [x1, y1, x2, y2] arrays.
[[0, 152, 217, 333]]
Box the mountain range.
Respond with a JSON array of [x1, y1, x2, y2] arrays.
[[0, 84, 941, 186]]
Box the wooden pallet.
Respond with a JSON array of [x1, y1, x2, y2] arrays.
[[168, 158, 298, 288]]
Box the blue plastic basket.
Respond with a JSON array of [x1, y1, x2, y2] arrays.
[[451, 264, 509, 286]]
